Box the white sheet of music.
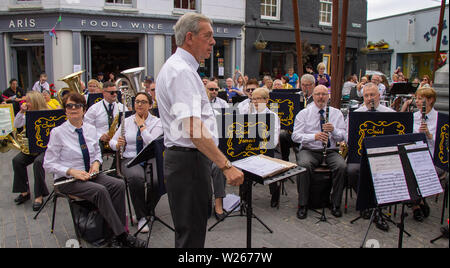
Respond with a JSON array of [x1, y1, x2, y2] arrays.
[[232, 155, 287, 178], [368, 148, 411, 205], [405, 143, 443, 197], [0, 105, 14, 136]]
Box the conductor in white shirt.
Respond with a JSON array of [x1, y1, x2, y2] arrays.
[[292, 85, 347, 219], [156, 13, 244, 248]]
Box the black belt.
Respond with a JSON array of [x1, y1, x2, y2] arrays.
[[168, 146, 199, 152]]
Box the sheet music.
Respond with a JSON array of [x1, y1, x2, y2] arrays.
[[368, 154, 411, 205], [0, 105, 14, 137], [406, 146, 443, 197], [232, 155, 288, 178]]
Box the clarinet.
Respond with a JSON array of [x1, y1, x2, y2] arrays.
[[54, 169, 116, 186], [421, 99, 427, 124], [321, 101, 330, 167], [370, 99, 376, 111]]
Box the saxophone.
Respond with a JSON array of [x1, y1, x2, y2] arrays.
[[103, 113, 120, 151]]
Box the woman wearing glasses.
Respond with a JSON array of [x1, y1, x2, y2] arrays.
[[44, 92, 146, 248], [84, 81, 127, 153], [109, 92, 163, 233]]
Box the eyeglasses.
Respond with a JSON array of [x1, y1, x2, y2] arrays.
[[65, 103, 84, 110], [150, 88, 156, 92], [135, 100, 149, 105], [301, 83, 314, 87], [105, 91, 118, 95], [208, 88, 219, 91]]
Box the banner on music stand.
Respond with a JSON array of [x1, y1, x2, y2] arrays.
[[26, 110, 67, 153], [347, 111, 413, 163], [268, 92, 302, 132], [434, 112, 449, 171], [217, 113, 275, 161]]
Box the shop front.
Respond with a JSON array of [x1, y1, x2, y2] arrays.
[[0, 12, 243, 91]]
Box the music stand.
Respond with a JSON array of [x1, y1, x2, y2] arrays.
[[126, 137, 174, 247], [389, 82, 417, 95]]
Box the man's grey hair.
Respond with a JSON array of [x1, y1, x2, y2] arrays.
[[363, 82, 380, 95], [301, 74, 315, 84], [173, 12, 213, 47]]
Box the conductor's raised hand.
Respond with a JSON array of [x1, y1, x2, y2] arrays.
[[224, 167, 244, 187]]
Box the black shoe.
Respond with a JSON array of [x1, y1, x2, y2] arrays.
[[121, 234, 146, 248], [32, 201, 43, 212], [420, 201, 430, 218], [413, 208, 424, 222], [14, 194, 30, 205], [108, 237, 123, 248], [331, 206, 342, 218], [374, 212, 389, 232], [297, 206, 308, 219], [361, 209, 372, 220], [215, 211, 226, 221]]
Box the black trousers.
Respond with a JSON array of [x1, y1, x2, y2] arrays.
[[57, 174, 126, 236], [164, 149, 212, 248], [12, 152, 49, 198]]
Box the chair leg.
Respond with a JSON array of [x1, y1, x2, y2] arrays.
[[51, 195, 58, 234], [68, 200, 83, 247]]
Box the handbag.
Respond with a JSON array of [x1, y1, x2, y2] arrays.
[[72, 201, 106, 245]]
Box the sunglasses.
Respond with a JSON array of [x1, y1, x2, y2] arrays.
[[208, 88, 219, 91], [246, 88, 256, 93], [65, 103, 84, 110], [105, 91, 118, 95]]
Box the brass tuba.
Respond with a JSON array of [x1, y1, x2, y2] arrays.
[[57, 70, 86, 104], [0, 130, 30, 154]]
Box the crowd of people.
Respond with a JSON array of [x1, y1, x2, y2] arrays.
[[0, 12, 447, 249]]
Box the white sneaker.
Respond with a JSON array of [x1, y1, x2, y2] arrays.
[[138, 218, 149, 233]]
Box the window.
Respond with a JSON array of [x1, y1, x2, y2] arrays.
[[15, 0, 41, 3], [319, 0, 332, 26], [105, 0, 132, 6], [174, 0, 196, 10], [260, 0, 281, 21]]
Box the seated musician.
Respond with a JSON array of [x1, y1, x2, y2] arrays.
[[292, 85, 347, 219], [410, 87, 446, 222], [346, 83, 394, 231], [237, 79, 258, 113], [43, 92, 146, 248], [84, 81, 127, 154], [12, 91, 50, 211], [109, 92, 163, 233]]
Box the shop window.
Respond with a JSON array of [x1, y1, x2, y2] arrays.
[[105, 0, 132, 6], [174, 0, 196, 11], [319, 0, 332, 26], [16, 0, 41, 2], [260, 0, 281, 21]]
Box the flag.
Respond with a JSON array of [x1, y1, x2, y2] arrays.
[[57, 15, 62, 23]]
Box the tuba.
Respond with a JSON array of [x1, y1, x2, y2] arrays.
[[57, 70, 85, 104]]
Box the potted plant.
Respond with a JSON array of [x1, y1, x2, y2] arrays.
[[368, 41, 375, 50]]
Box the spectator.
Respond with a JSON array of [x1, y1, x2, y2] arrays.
[[97, 72, 105, 83], [201, 76, 209, 87], [273, 79, 283, 90], [356, 76, 369, 98], [42, 90, 61, 110], [263, 77, 273, 91], [233, 70, 246, 92], [370, 74, 386, 99], [314, 62, 331, 88], [285, 67, 299, 88], [3, 78, 26, 115], [224, 77, 243, 101], [87, 79, 103, 94], [32, 73, 50, 93], [305, 64, 315, 75], [108, 72, 116, 83], [420, 75, 432, 88], [342, 74, 358, 100]]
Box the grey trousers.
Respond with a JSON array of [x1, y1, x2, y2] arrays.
[[57, 174, 126, 236], [347, 163, 361, 193], [296, 149, 346, 207], [12, 152, 49, 198], [164, 149, 212, 248], [121, 159, 149, 221], [211, 163, 226, 199]]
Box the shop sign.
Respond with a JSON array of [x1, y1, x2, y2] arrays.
[[423, 19, 448, 45]]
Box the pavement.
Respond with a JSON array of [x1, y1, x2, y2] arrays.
[[0, 149, 448, 248]]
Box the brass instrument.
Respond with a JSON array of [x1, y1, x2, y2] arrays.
[[114, 67, 145, 162], [103, 114, 120, 151], [57, 70, 85, 104], [0, 129, 30, 154]]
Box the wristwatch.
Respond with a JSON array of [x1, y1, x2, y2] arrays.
[[221, 160, 232, 172]]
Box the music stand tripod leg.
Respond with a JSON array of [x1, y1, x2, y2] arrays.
[[360, 208, 377, 248]]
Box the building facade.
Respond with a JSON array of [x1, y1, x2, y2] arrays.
[[244, 0, 367, 80], [367, 5, 449, 80], [0, 0, 245, 91]]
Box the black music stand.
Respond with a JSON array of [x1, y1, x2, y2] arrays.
[[389, 82, 417, 96], [209, 166, 306, 248], [126, 137, 174, 247], [356, 133, 439, 248]]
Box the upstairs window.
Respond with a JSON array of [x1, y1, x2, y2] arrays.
[[174, 0, 196, 10], [261, 0, 281, 21], [105, 0, 132, 6], [319, 0, 332, 26]]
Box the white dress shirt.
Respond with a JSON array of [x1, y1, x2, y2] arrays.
[[156, 47, 218, 148], [237, 98, 252, 114], [210, 97, 229, 109], [414, 108, 438, 157], [14, 111, 25, 128], [292, 103, 346, 150], [109, 113, 163, 159], [44, 121, 102, 180], [254, 107, 280, 147], [32, 81, 50, 93], [84, 99, 127, 141]]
